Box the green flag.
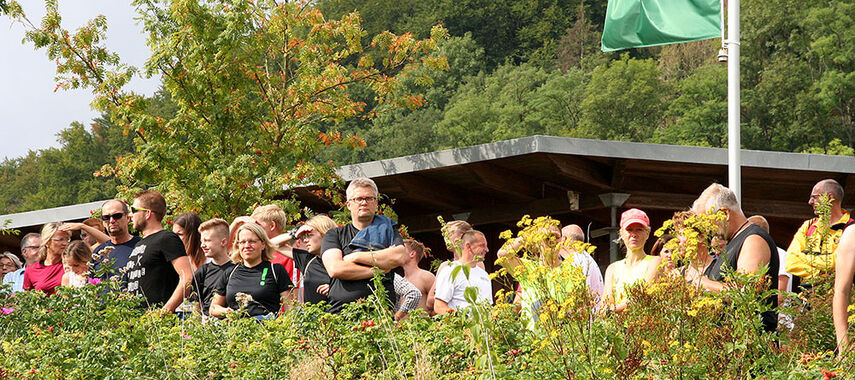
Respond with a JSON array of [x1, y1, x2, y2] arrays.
[[601, 0, 721, 52]]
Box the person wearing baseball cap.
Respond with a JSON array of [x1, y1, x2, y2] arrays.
[[602, 208, 661, 313]]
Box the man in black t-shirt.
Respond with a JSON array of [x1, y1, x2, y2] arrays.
[[91, 200, 141, 282], [192, 219, 236, 316], [321, 177, 408, 313], [125, 190, 193, 313]]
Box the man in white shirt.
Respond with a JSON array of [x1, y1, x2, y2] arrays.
[[3, 233, 40, 293], [434, 230, 493, 314]]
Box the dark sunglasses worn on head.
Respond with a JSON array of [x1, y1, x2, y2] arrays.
[[101, 212, 126, 221]]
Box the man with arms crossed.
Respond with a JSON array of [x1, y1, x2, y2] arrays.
[[321, 178, 408, 313], [125, 190, 193, 313]]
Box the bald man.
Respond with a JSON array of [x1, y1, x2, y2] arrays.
[[785, 179, 851, 282]]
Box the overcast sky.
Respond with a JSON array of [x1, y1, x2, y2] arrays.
[[0, 1, 159, 161]]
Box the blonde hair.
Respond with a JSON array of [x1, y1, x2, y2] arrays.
[[199, 218, 230, 240], [38, 222, 65, 261], [251, 204, 287, 233], [62, 240, 92, 265], [304, 215, 338, 236], [230, 223, 275, 264]]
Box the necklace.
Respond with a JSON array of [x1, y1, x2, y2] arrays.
[[729, 219, 751, 240]]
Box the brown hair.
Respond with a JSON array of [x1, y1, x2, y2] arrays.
[[133, 190, 167, 221], [62, 240, 92, 265], [404, 239, 427, 262], [230, 223, 275, 264], [83, 218, 103, 231], [174, 212, 203, 267]]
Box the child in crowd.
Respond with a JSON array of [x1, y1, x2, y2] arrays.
[[61, 241, 92, 288]]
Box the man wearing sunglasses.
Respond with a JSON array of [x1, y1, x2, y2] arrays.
[[125, 190, 193, 313], [91, 200, 141, 282]]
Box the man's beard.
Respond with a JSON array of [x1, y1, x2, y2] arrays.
[[133, 218, 147, 232]]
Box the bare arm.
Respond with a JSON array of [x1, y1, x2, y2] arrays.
[[434, 298, 452, 315], [162, 256, 193, 313], [426, 262, 449, 315], [60, 223, 110, 244], [602, 263, 616, 311], [209, 294, 233, 318], [343, 245, 407, 271], [322, 248, 377, 280], [834, 227, 855, 353], [270, 233, 295, 259], [496, 238, 524, 274], [697, 235, 771, 294]]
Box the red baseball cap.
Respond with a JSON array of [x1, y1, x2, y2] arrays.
[[620, 208, 650, 230]]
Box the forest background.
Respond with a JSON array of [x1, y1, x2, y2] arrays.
[[1, 0, 854, 214]]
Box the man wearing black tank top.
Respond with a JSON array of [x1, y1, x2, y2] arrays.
[[687, 183, 779, 332]]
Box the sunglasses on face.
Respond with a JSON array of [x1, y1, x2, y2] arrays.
[[130, 206, 151, 214], [101, 212, 126, 221]]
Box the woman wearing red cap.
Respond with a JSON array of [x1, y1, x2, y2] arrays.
[[602, 208, 661, 313]]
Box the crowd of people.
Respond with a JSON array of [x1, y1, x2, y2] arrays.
[[2, 177, 855, 351]]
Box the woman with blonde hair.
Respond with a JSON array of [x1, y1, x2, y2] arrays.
[[23, 222, 70, 295], [271, 215, 339, 305], [209, 223, 293, 320]]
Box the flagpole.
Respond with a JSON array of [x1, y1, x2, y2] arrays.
[[727, 0, 741, 203]]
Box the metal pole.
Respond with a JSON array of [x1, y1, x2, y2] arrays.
[[609, 206, 618, 263], [727, 0, 741, 203]]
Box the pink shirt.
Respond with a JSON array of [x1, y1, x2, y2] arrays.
[[23, 261, 65, 295]]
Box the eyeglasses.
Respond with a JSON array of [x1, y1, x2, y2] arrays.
[[0, 263, 16, 269], [237, 239, 262, 246], [50, 237, 71, 243], [348, 196, 376, 204], [22, 246, 39, 251], [130, 206, 151, 214], [101, 212, 126, 221]]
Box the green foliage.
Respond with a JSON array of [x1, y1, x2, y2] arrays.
[[0, 116, 134, 214], [6, 0, 447, 220], [576, 54, 667, 141]]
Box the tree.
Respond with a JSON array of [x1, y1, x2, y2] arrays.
[[575, 55, 667, 141], [6, 0, 446, 219]]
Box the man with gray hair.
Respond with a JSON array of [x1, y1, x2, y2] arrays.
[[785, 179, 850, 283], [322, 177, 408, 313], [689, 183, 779, 332], [3, 232, 41, 293]]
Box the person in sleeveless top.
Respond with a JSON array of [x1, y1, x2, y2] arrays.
[[688, 183, 779, 332], [603, 208, 661, 313]]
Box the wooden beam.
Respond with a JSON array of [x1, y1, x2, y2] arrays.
[[467, 162, 541, 201], [400, 196, 580, 233], [394, 174, 478, 211], [610, 160, 627, 188], [548, 155, 611, 189]]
